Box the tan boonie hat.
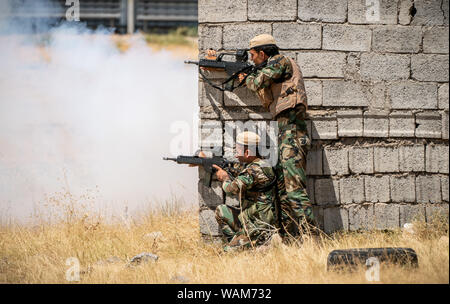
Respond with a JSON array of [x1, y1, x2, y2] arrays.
[[249, 34, 277, 49], [236, 131, 260, 146]]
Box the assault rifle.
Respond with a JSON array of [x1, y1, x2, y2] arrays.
[[185, 49, 260, 92], [163, 155, 237, 187]]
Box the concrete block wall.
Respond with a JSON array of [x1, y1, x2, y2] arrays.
[[197, 0, 449, 236]]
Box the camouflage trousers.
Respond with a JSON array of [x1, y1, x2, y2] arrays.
[[275, 106, 315, 237], [215, 202, 276, 246]]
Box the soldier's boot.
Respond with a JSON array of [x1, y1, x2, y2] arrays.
[[224, 234, 251, 252]]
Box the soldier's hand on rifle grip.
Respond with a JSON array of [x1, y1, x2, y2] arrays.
[[212, 164, 230, 182], [238, 73, 248, 83], [188, 151, 207, 167], [206, 49, 217, 59]]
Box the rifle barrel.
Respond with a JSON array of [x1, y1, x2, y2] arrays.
[[163, 157, 177, 161], [184, 60, 199, 65]]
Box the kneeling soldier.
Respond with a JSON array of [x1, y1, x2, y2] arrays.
[[213, 131, 278, 250]]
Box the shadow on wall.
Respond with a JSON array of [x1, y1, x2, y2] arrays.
[[310, 149, 346, 235]]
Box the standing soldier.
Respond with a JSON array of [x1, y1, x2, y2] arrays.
[[242, 34, 314, 237], [213, 131, 278, 250], [210, 34, 315, 238]]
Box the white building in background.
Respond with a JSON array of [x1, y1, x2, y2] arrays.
[[4, 0, 198, 33]]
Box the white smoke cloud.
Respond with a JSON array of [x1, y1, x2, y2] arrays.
[[0, 1, 199, 223]]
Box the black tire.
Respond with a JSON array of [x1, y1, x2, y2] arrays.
[[327, 247, 418, 271]]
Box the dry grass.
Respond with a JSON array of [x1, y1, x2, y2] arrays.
[[0, 192, 448, 284]]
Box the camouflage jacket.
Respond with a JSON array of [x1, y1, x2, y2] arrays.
[[222, 158, 277, 210], [245, 54, 293, 92]]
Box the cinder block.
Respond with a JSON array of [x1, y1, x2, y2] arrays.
[[306, 120, 312, 138], [315, 178, 340, 206], [199, 208, 221, 236], [221, 108, 249, 121], [426, 204, 449, 222], [224, 87, 262, 107], [312, 206, 324, 230], [344, 52, 361, 81], [273, 23, 321, 49], [340, 176, 365, 204], [224, 121, 237, 148], [374, 146, 399, 173], [200, 106, 221, 119], [306, 149, 323, 175], [368, 82, 388, 109], [254, 121, 276, 149], [411, 0, 446, 25], [223, 23, 272, 50], [348, 0, 398, 24], [322, 24, 371, 51], [411, 54, 449, 82], [415, 112, 442, 138], [224, 121, 261, 148], [323, 80, 369, 107], [311, 115, 338, 139], [337, 110, 363, 137], [416, 175, 441, 203], [399, 145, 425, 172], [363, 112, 389, 137], [349, 146, 374, 174], [360, 53, 410, 81], [443, 111, 449, 140], [298, 0, 347, 23], [198, 0, 247, 23], [323, 147, 349, 175], [304, 80, 322, 106], [349, 204, 375, 230], [223, 146, 236, 160], [439, 84, 449, 110], [423, 27, 449, 54], [375, 204, 400, 229], [445, 0, 450, 25], [390, 175, 416, 203], [442, 176, 449, 202], [324, 207, 349, 234], [389, 111, 415, 137], [198, 25, 223, 50], [445, 0, 449, 25], [199, 181, 224, 208], [372, 26, 421, 53], [389, 81, 438, 110], [365, 176, 391, 203], [399, 0, 414, 25], [307, 177, 315, 205], [426, 145, 449, 174], [199, 81, 223, 107], [297, 52, 346, 78], [400, 205, 425, 226], [199, 120, 223, 150], [248, 0, 297, 21], [248, 112, 273, 120]]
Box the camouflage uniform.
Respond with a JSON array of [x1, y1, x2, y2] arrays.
[[245, 54, 314, 237], [245, 54, 293, 92], [215, 158, 277, 246]]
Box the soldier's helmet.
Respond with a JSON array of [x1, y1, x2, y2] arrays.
[[236, 131, 260, 146], [249, 34, 277, 49]]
